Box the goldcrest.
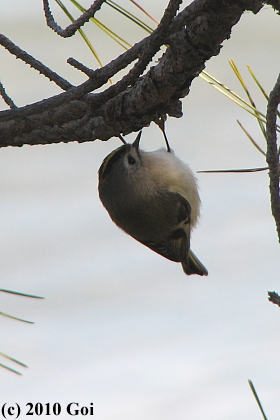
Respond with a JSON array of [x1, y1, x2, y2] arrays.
[[98, 131, 208, 276]]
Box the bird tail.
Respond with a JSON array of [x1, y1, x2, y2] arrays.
[[182, 250, 208, 276]]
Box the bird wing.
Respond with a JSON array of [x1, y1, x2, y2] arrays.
[[141, 192, 191, 263]]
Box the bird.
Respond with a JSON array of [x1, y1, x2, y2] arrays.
[[98, 131, 208, 276]]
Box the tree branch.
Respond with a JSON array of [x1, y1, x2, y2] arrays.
[[0, 22, 163, 123], [43, 0, 106, 37], [266, 72, 280, 242], [268, 291, 280, 306], [0, 0, 265, 147], [87, 0, 183, 111], [0, 34, 73, 91], [265, 0, 280, 13], [0, 80, 17, 109]]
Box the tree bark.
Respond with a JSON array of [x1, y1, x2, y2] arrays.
[[0, 0, 268, 148]]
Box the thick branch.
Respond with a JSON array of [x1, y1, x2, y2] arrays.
[[0, 24, 163, 123], [265, 0, 280, 12], [0, 0, 189, 124], [0, 0, 264, 147], [266, 73, 280, 242], [87, 0, 183, 112]]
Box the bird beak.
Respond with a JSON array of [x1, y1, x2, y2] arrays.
[[132, 131, 142, 150]]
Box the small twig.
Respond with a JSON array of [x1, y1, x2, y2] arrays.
[[43, 0, 106, 37], [67, 57, 96, 77], [0, 80, 17, 108], [268, 291, 280, 306], [0, 34, 73, 91], [266, 72, 280, 243]]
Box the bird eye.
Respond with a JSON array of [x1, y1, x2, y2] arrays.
[[128, 155, 136, 165]]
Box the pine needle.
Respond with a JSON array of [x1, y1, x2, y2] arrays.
[[247, 64, 280, 120], [229, 59, 256, 107], [106, 0, 155, 33], [0, 352, 27, 367], [0, 362, 22, 375], [200, 71, 267, 122], [0, 352, 28, 375], [129, 0, 159, 24], [247, 65, 269, 101], [197, 167, 268, 173], [229, 60, 267, 139], [0, 288, 44, 299], [93, 18, 132, 49], [237, 120, 266, 156], [0, 311, 34, 324], [55, 0, 105, 69], [248, 380, 268, 420], [69, 0, 132, 49]]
